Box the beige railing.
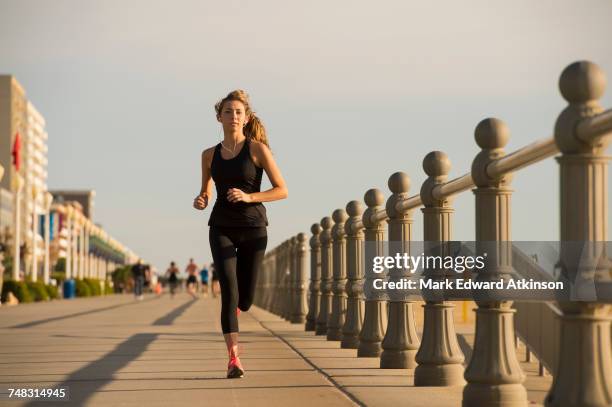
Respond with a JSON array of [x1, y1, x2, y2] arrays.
[[253, 61, 612, 407]]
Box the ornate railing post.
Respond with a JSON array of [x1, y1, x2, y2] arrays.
[[292, 233, 308, 323], [328, 209, 348, 340], [274, 242, 283, 315], [274, 243, 281, 316], [272, 247, 284, 316], [381, 172, 420, 368], [463, 119, 527, 406], [263, 255, 268, 307], [306, 224, 322, 331], [283, 239, 290, 317], [316, 217, 334, 335], [257, 252, 269, 309], [341, 201, 365, 348], [286, 237, 297, 321], [545, 61, 612, 407], [415, 152, 465, 386], [265, 250, 275, 311], [358, 189, 388, 357], [285, 239, 294, 321]]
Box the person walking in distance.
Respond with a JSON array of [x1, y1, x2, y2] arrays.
[[200, 263, 210, 297], [166, 261, 180, 298], [131, 259, 145, 300], [193, 90, 288, 379], [210, 262, 220, 298], [185, 258, 199, 299]]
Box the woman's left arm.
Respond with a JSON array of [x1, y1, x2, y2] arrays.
[[227, 142, 288, 203]]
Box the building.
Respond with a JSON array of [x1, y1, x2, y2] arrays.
[[0, 75, 50, 279], [1, 76, 146, 285], [48, 200, 141, 281], [0, 188, 12, 238], [0, 76, 26, 193], [50, 190, 95, 219]]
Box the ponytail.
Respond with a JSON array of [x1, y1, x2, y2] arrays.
[[244, 114, 269, 148]]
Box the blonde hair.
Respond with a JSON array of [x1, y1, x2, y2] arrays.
[[215, 90, 269, 148]]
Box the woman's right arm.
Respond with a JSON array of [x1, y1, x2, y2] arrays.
[[194, 148, 214, 210]]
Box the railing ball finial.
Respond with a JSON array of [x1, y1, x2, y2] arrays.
[[472, 118, 511, 187], [555, 61, 608, 154], [346, 200, 364, 217], [363, 189, 384, 229], [387, 172, 410, 194], [474, 118, 509, 151], [421, 151, 450, 206], [364, 189, 384, 208], [311, 223, 323, 235], [332, 208, 349, 224], [387, 172, 411, 218], [346, 201, 364, 236], [422, 151, 451, 178], [321, 216, 333, 230], [559, 61, 606, 104]]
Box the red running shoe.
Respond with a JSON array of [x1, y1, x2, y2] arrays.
[[227, 356, 244, 379]]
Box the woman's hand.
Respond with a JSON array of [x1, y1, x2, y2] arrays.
[[227, 188, 253, 203], [193, 193, 208, 210]]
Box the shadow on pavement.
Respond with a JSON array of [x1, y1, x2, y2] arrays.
[[25, 333, 158, 407], [152, 298, 198, 326], [10, 296, 161, 329]]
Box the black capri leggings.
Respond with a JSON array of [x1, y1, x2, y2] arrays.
[[209, 226, 267, 334]]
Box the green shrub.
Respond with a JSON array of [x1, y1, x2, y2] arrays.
[[50, 271, 65, 285], [84, 278, 101, 296], [46, 284, 60, 299], [94, 280, 102, 296], [2, 255, 13, 273], [75, 279, 91, 297], [1, 280, 33, 303], [54, 258, 66, 272], [111, 265, 131, 293], [26, 281, 50, 302], [104, 280, 114, 295]]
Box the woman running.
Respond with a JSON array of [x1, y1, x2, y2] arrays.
[[193, 90, 288, 379]]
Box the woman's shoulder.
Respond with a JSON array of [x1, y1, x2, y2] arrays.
[[249, 140, 271, 156], [248, 140, 270, 168], [202, 144, 218, 155], [202, 144, 218, 162]]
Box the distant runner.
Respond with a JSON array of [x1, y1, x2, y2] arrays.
[[185, 258, 199, 299], [166, 261, 180, 298]]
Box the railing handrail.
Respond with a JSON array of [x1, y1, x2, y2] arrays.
[[487, 137, 558, 178], [432, 173, 473, 201], [396, 194, 423, 212], [577, 107, 612, 142], [351, 116, 606, 233]]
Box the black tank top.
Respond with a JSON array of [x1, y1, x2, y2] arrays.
[[208, 139, 268, 227]]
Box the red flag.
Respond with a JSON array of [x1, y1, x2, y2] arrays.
[[11, 132, 21, 171]]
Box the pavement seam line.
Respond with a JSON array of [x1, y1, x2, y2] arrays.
[[257, 320, 365, 407]]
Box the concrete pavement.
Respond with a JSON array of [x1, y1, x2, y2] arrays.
[[0, 293, 551, 406]]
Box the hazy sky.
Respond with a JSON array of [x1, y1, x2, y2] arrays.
[[1, 0, 611, 272]]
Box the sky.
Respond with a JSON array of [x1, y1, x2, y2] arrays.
[[1, 0, 611, 273]]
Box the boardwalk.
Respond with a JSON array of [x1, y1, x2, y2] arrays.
[[0, 294, 551, 407]]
